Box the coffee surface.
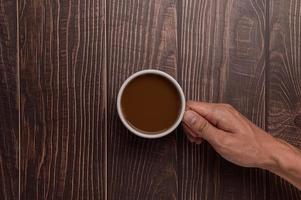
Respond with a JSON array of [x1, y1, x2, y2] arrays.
[[121, 74, 181, 134]]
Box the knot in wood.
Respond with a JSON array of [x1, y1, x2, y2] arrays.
[[294, 115, 301, 128]]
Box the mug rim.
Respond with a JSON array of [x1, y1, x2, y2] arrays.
[[117, 69, 186, 139]]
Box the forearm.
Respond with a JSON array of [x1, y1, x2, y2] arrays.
[[263, 138, 301, 190]]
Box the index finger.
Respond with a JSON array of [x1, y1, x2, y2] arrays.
[[186, 101, 241, 132]]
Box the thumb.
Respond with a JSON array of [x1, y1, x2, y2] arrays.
[[183, 110, 227, 145]]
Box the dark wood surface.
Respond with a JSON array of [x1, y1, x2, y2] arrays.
[[0, 0, 19, 199], [0, 0, 300, 199], [177, 0, 268, 199], [19, 0, 107, 199], [268, 0, 301, 199], [107, 0, 178, 199]]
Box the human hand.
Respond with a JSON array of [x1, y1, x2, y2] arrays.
[[182, 101, 276, 169], [182, 101, 301, 189]]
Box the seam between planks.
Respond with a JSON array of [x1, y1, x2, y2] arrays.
[[104, 0, 108, 199], [265, 0, 270, 199], [174, 0, 180, 198], [265, 0, 270, 134], [16, 0, 20, 199]]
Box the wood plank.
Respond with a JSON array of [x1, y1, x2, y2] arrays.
[[106, 0, 178, 199], [177, 0, 224, 197], [0, 0, 19, 199], [177, 0, 267, 199], [19, 0, 107, 199], [220, 0, 267, 199], [268, 0, 301, 198]]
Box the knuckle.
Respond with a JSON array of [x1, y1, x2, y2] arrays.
[[219, 116, 228, 124], [220, 104, 239, 116], [212, 107, 219, 115], [224, 104, 241, 117], [232, 109, 241, 117], [216, 104, 229, 112], [223, 103, 234, 110]]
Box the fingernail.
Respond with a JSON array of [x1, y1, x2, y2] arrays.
[[183, 110, 198, 126]]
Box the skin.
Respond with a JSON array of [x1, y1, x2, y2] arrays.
[[182, 101, 301, 190]]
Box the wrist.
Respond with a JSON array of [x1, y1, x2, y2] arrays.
[[261, 137, 300, 174], [260, 137, 301, 189], [258, 136, 280, 170]]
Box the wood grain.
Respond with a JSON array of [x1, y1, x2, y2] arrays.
[[177, 0, 267, 199], [220, 0, 267, 199], [268, 0, 301, 198], [177, 0, 226, 198], [0, 0, 300, 198], [107, 0, 178, 199], [0, 0, 19, 199], [19, 0, 107, 199]]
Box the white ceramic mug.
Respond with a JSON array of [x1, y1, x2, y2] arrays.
[[117, 69, 186, 139]]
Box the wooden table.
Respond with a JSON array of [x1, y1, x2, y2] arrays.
[[1, 0, 301, 199]]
